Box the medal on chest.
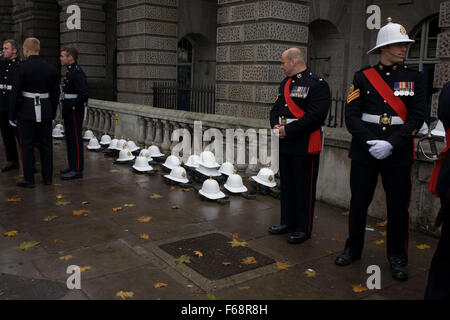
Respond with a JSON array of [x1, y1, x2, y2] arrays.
[[394, 82, 414, 97], [290, 86, 309, 98]]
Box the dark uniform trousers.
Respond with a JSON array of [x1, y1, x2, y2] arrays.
[[17, 119, 53, 183], [346, 161, 411, 261], [62, 105, 84, 172], [0, 112, 18, 163], [280, 153, 320, 233]]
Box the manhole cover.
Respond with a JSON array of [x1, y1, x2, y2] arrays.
[[159, 233, 275, 280]]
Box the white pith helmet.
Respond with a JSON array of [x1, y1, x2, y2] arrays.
[[164, 166, 189, 184], [52, 127, 64, 138], [117, 148, 135, 162], [199, 177, 225, 200], [431, 120, 446, 138], [185, 155, 201, 168], [127, 140, 140, 152], [100, 134, 112, 146], [139, 149, 153, 162], [116, 139, 127, 151], [87, 137, 101, 150], [83, 130, 94, 140], [148, 145, 164, 157], [224, 173, 248, 194], [162, 155, 181, 170], [55, 124, 64, 132], [198, 151, 220, 169], [132, 156, 154, 172], [219, 162, 235, 176], [108, 138, 118, 150], [195, 164, 222, 177], [367, 18, 414, 55], [251, 167, 277, 188]]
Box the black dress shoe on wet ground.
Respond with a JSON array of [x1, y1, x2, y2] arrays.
[[60, 167, 71, 175], [287, 232, 311, 244], [61, 171, 83, 180], [1, 161, 19, 172], [389, 256, 408, 281], [335, 248, 361, 266], [268, 225, 291, 235], [16, 179, 35, 188]]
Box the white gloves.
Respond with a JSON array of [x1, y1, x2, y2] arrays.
[[9, 120, 17, 127], [367, 140, 393, 160]]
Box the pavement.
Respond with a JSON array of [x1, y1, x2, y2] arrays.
[[0, 138, 440, 300]]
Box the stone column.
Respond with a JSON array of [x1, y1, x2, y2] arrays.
[[12, 0, 60, 66], [116, 0, 178, 106], [59, 0, 107, 100], [216, 0, 309, 120], [0, 0, 14, 40], [433, 1, 450, 117]]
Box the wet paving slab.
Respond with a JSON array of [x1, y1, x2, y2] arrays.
[[0, 141, 442, 300]]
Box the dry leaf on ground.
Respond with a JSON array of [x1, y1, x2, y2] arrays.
[[416, 244, 431, 250], [56, 194, 64, 199], [73, 209, 89, 216], [16, 241, 40, 251], [138, 216, 152, 223], [376, 221, 388, 227], [149, 194, 163, 199], [124, 204, 135, 208], [56, 201, 71, 206], [222, 262, 232, 266], [228, 239, 248, 248], [171, 205, 180, 210], [112, 207, 122, 212], [326, 250, 334, 255], [241, 257, 258, 265], [238, 286, 250, 290], [380, 231, 387, 237], [170, 186, 176, 191], [53, 239, 64, 244], [341, 211, 349, 216], [116, 291, 134, 300], [140, 234, 149, 240], [3, 231, 18, 237], [43, 216, 58, 222], [182, 188, 191, 192], [80, 266, 91, 272], [375, 240, 385, 245], [194, 250, 203, 258], [154, 282, 168, 288], [81, 201, 89, 205], [7, 198, 21, 203], [303, 269, 317, 278], [175, 255, 191, 264], [352, 284, 368, 293], [276, 261, 293, 270], [110, 169, 121, 173], [59, 255, 72, 261]]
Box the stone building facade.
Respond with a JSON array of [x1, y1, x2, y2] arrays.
[[1, 0, 449, 120]]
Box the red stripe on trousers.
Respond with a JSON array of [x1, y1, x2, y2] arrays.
[[73, 109, 80, 171], [17, 120, 24, 177], [308, 156, 314, 233]]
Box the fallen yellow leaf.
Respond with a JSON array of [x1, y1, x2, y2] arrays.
[[116, 291, 134, 300], [112, 207, 122, 212], [149, 194, 163, 199], [376, 220, 388, 227], [56, 194, 64, 199], [7, 198, 21, 203], [140, 234, 149, 240], [56, 201, 71, 206], [380, 231, 387, 237], [341, 211, 349, 216], [3, 230, 18, 237], [375, 240, 385, 245], [138, 216, 152, 223], [366, 224, 372, 228], [80, 266, 91, 272], [16, 241, 40, 251], [81, 201, 89, 205], [73, 209, 89, 216], [326, 250, 334, 255], [136, 181, 141, 186], [43, 216, 58, 222], [175, 255, 191, 264], [170, 186, 176, 191], [194, 250, 203, 258], [352, 284, 368, 293], [416, 244, 431, 250], [124, 204, 135, 208], [182, 188, 191, 192], [303, 269, 317, 278], [58, 255, 72, 261], [110, 170, 121, 173], [228, 239, 248, 248], [53, 184, 62, 187], [276, 261, 293, 270], [53, 239, 64, 244], [171, 205, 180, 210], [241, 257, 258, 265], [238, 286, 250, 290], [154, 282, 168, 288]]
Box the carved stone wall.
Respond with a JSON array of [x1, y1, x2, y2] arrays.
[[0, 0, 14, 42], [216, 0, 309, 120], [116, 0, 178, 106]]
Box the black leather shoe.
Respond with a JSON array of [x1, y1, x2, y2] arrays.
[[61, 171, 83, 180], [1, 161, 19, 172], [335, 248, 361, 266], [287, 232, 311, 244], [16, 179, 35, 188], [268, 225, 291, 235], [60, 167, 71, 174], [389, 256, 408, 281]]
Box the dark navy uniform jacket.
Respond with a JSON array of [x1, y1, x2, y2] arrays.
[[61, 62, 88, 109], [9, 55, 59, 121], [0, 57, 21, 112], [436, 82, 450, 194], [270, 68, 331, 155], [345, 63, 426, 167]]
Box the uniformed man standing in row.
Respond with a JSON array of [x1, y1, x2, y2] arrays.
[[9, 37, 60, 188], [335, 18, 426, 281], [0, 40, 21, 172], [425, 81, 450, 299], [268, 48, 331, 244], [59, 47, 88, 180]]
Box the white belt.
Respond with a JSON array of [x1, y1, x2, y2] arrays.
[[361, 113, 404, 125], [22, 91, 49, 123], [279, 117, 296, 125], [0, 84, 12, 90], [22, 91, 49, 99], [62, 93, 78, 99]]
